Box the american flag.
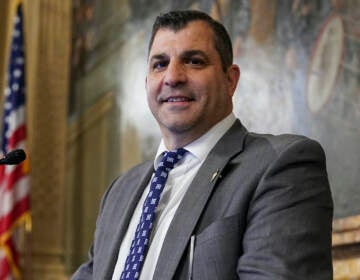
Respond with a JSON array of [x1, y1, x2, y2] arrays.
[[0, 2, 31, 279]]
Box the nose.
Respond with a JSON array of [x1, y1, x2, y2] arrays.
[[164, 61, 187, 87]]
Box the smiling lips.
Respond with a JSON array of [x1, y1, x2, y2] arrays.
[[161, 96, 195, 103]]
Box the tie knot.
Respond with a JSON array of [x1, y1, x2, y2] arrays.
[[160, 148, 187, 169]]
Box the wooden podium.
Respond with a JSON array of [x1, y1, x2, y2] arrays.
[[333, 215, 360, 279]]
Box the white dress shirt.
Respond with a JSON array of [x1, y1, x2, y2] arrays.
[[112, 113, 236, 280]]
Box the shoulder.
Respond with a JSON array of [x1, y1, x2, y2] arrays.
[[100, 160, 153, 207], [231, 131, 328, 175], [110, 160, 152, 190], [116, 161, 153, 184], [244, 132, 325, 159], [219, 120, 326, 166]]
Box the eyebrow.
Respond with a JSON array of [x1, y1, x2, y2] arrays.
[[149, 53, 168, 63], [180, 50, 209, 61], [149, 49, 210, 63]]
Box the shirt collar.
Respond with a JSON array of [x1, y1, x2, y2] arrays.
[[154, 113, 236, 169]]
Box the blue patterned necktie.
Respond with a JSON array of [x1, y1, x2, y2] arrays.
[[120, 148, 187, 280]]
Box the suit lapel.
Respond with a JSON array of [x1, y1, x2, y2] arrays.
[[153, 120, 248, 279], [101, 162, 154, 279]]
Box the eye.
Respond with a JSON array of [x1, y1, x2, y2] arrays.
[[186, 57, 206, 67], [152, 60, 168, 71]]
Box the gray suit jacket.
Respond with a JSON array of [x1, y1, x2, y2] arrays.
[[72, 120, 333, 280]]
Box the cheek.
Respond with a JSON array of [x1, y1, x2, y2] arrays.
[[146, 80, 156, 99], [146, 91, 157, 111], [146, 87, 161, 116], [145, 84, 155, 107], [146, 77, 162, 97]]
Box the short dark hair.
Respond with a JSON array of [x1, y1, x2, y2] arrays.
[[148, 10, 233, 72]]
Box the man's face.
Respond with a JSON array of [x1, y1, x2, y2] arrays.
[[146, 21, 239, 147]]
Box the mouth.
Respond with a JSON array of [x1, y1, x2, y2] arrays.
[[161, 96, 195, 103]]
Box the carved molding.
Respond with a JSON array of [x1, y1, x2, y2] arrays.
[[65, 92, 114, 273], [22, 0, 71, 278], [67, 91, 113, 144]]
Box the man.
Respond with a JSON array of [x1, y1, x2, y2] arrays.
[[72, 10, 333, 280]]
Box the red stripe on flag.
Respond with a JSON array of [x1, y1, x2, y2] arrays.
[[0, 196, 30, 236], [0, 165, 4, 182], [0, 254, 11, 279], [4, 237, 19, 267], [5, 165, 28, 191], [0, 164, 27, 191], [8, 124, 26, 150], [1, 238, 20, 279]]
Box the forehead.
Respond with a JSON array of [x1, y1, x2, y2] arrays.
[[149, 21, 216, 56]]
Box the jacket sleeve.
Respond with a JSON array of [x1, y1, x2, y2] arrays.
[[70, 177, 119, 280], [70, 246, 94, 280], [237, 137, 333, 280]]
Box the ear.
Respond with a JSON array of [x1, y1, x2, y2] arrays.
[[226, 64, 240, 97]]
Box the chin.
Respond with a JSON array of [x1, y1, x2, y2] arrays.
[[164, 121, 196, 134]]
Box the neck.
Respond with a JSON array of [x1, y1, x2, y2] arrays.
[[161, 118, 231, 150], [159, 111, 234, 150], [162, 135, 195, 151], [161, 127, 209, 150]]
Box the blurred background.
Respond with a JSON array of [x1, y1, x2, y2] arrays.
[[0, 0, 359, 279]]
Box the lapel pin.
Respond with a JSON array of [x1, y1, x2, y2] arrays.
[[211, 169, 221, 182]]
